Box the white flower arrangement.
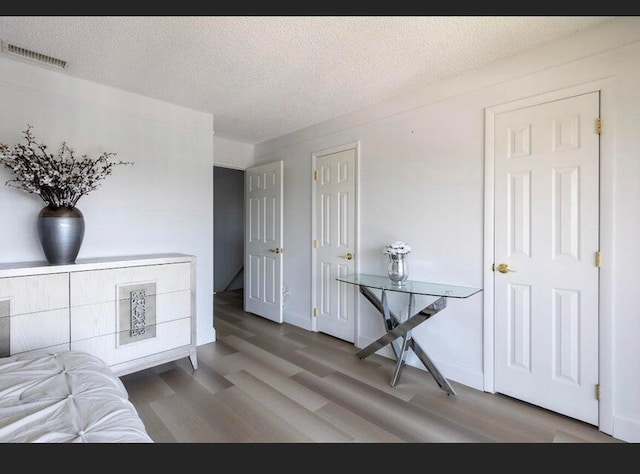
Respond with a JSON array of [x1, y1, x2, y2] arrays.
[[384, 241, 412, 257], [0, 124, 133, 208]]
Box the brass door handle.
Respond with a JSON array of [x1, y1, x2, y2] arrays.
[[343, 253, 354, 260], [269, 248, 283, 254], [496, 263, 516, 273]]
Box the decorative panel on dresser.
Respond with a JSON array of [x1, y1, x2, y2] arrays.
[[0, 253, 197, 376]]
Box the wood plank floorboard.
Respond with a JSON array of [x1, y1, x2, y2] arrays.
[[121, 289, 623, 444]]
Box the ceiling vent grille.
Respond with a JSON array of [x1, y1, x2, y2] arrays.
[[1, 40, 67, 69]]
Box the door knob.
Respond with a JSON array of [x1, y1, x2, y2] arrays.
[[269, 248, 282, 254], [343, 253, 354, 260], [496, 263, 516, 273]]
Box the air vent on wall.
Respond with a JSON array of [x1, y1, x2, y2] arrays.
[[1, 40, 67, 70]]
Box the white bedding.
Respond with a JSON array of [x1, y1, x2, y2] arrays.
[[0, 350, 153, 443]]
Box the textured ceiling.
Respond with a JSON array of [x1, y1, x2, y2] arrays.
[[0, 16, 614, 144]]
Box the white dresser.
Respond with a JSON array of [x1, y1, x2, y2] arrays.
[[0, 253, 197, 376]]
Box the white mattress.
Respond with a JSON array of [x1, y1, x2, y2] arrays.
[[0, 350, 153, 443]]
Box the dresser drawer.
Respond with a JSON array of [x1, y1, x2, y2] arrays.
[[70, 289, 191, 342], [0, 273, 70, 356], [0, 273, 69, 315], [70, 317, 191, 367], [70, 262, 191, 306], [7, 309, 70, 355]]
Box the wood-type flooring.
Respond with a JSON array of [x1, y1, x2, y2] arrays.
[[121, 289, 622, 445]]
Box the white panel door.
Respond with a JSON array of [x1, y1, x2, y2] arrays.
[[493, 92, 600, 425], [314, 147, 356, 342], [244, 160, 283, 323]]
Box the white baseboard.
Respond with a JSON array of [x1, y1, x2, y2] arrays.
[[355, 335, 485, 392], [284, 310, 314, 331], [612, 413, 640, 443]]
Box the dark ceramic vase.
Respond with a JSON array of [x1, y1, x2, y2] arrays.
[[36, 205, 85, 265]]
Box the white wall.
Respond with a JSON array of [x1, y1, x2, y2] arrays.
[[213, 135, 254, 170], [0, 56, 216, 346], [254, 17, 640, 443]]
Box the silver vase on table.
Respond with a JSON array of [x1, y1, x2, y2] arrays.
[[387, 253, 408, 285]]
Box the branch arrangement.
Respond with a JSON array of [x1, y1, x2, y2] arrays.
[[0, 125, 133, 207]]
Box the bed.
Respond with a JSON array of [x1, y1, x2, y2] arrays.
[[0, 350, 153, 443]]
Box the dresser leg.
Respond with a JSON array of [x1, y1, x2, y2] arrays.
[[189, 348, 198, 370]]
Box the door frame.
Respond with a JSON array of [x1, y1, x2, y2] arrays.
[[483, 79, 615, 434], [310, 141, 361, 341], [213, 165, 245, 294]]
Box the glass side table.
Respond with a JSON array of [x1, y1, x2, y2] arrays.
[[336, 273, 482, 395]]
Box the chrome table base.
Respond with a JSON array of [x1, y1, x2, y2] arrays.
[[355, 285, 457, 395]]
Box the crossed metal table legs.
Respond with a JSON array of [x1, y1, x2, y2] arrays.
[[355, 286, 457, 396]]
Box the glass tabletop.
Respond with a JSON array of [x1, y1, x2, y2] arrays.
[[336, 273, 482, 298]]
